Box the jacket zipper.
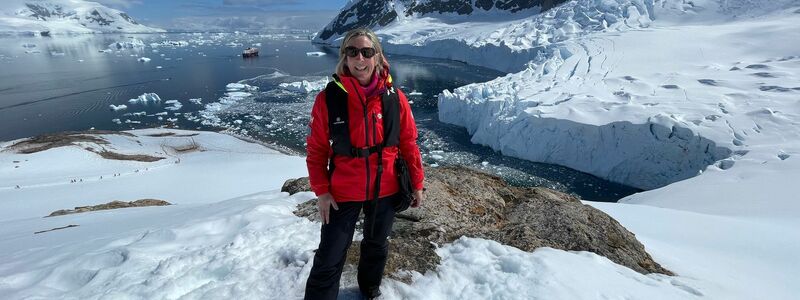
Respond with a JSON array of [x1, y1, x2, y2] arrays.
[[354, 83, 370, 201]]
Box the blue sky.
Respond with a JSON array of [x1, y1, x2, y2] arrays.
[[95, 0, 347, 29]]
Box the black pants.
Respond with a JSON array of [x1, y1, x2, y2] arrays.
[[304, 194, 397, 300]]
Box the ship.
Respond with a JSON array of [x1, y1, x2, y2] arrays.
[[242, 47, 259, 58]]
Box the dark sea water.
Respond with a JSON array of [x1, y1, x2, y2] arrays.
[[0, 33, 640, 201]]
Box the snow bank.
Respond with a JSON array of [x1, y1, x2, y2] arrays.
[[588, 200, 800, 300], [386, 237, 698, 300]]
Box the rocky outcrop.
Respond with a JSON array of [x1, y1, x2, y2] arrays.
[[314, 0, 568, 44], [4, 130, 133, 154], [47, 199, 171, 217], [290, 165, 672, 282], [281, 177, 311, 195]]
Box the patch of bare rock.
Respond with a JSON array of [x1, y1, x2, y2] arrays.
[[47, 199, 171, 217], [286, 166, 672, 283]]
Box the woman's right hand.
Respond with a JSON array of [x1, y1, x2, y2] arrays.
[[317, 193, 339, 224]]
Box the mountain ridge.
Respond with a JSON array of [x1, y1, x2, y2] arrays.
[[0, 0, 164, 35], [314, 0, 567, 44]]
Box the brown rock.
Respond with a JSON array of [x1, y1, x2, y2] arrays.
[[47, 199, 171, 217], [282, 177, 311, 195], [291, 165, 673, 283]]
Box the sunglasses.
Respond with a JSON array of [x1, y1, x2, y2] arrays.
[[344, 46, 377, 58]]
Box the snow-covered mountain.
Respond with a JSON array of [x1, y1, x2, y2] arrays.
[[314, 0, 569, 44], [0, 0, 164, 35]]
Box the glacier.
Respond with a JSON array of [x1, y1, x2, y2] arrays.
[[318, 0, 800, 193]]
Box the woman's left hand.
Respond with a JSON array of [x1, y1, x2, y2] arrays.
[[411, 189, 425, 208]]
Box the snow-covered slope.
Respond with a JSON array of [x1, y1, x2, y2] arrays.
[[0, 129, 305, 221], [314, 0, 569, 45], [3, 129, 796, 299], [0, 0, 164, 35]]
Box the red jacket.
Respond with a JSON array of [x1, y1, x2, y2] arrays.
[[306, 71, 425, 202]]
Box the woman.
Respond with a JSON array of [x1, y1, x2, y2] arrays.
[[304, 28, 425, 299]]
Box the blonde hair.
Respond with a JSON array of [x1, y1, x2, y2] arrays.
[[335, 28, 387, 77]]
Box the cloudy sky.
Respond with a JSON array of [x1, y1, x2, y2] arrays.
[[93, 0, 347, 30]]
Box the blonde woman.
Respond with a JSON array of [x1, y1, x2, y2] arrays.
[[304, 28, 425, 299]]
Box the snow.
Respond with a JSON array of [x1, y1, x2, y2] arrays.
[[0, 130, 307, 220], [587, 201, 800, 300], [136, 57, 151, 63], [305, 51, 326, 57], [429, 2, 800, 191], [385, 237, 699, 300], [128, 93, 161, 104], [2, 129, 795, 299], [327, 0, 797, 298], [1, 0, 799, 298]]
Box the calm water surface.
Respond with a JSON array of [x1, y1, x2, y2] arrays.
[[0, 33, 640, 201]]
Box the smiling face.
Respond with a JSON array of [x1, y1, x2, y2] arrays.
[[345, 36, 376, 86]]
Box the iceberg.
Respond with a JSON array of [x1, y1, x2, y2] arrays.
[[128, 93, 161, 104], [109, 104, 127, 111]]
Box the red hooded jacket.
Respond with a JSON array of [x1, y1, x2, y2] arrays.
[[306, 70, 425, 202]]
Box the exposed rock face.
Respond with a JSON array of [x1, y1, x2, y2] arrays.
[[4, 130, 133, 154], [281, 177, 311, 195], [47, 199, 171, 217], [290, 165, 672, 282], [314, 0, 568, 44]]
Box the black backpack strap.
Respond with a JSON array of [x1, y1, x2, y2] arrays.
[[380, 86, 400, 147], [325, 74, 353, 157]]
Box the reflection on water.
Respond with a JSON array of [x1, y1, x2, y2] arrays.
[[0, 33, 640, 202]]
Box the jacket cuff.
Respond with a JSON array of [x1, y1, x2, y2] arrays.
[[311, 185, 329, 197], [412, 181, 424, 192]]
